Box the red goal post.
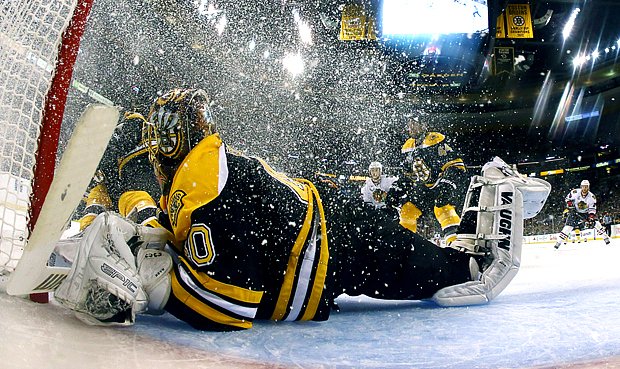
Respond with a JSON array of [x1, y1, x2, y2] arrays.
[[0, 0, 96, 295]]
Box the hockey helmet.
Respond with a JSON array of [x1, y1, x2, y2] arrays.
[[580, 179, 590, 193], [406, 117, 428, 138], [144, 88, 215, 191], [368, 161, 383, 182]]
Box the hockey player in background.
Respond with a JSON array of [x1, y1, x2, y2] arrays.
[[391, 117, 468, 244], [602, 213, 613, 237], [54, 88, 551, 331], [554, 180, 610, 249], [77, 111, 160, 230], [360, 161, 398, 209]]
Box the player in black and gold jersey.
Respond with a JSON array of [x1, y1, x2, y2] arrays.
[[392, 117, 468, 245], [54, 88, 549, 331]]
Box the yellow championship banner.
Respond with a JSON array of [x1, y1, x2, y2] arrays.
[[506, 4, 533, 38], [339, 4, 376, 41], [496, 13, 506, 38]]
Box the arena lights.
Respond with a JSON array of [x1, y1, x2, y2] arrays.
[[591, 49, 600, 61], [562, 8, 580, 40], [572, 36, 620, 69], [282, 51, 305, 77], [292, 9, 313, 45]]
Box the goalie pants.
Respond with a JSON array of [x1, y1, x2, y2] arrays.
[[326, 193, 473, 301]]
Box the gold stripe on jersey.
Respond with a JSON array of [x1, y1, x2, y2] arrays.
[[299, 179, 329, 321], [256, 157, 309, 203], [117, 190, 162, 228], [271, 183, 314, 321], [170, 258, 264, 329], [179, 258, 263, 304], [87, 183, 112, 208], [168, 133, 228, 241], [171, 269, 253, 329], [118, 190, 155, 217], [117, 146, 149, 177], [270, 179, 329, 322], [441, 158, 466, 172], [400, 201, 422, 233]]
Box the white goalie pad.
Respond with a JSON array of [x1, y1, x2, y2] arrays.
[[479, 156, 551, 219], [433, 157, 551, 307]]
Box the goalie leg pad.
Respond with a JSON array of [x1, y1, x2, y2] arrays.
[[433, 157, 550, 307], [54, 212, 148, 326], [137, 247, 172, 315]]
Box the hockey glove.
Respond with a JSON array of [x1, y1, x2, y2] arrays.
[[54, 212, 148, 326], [585, 213, 596, 229]]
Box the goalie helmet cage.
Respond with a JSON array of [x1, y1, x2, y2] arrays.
[[0, 0, 96, 299]]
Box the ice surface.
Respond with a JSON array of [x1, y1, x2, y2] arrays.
[[1, 239, 620, 368]]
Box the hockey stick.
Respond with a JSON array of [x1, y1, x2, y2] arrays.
[[6, 104, 119, 296]]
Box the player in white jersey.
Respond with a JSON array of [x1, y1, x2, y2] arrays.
[[554, 180, 610, 249], [360, 161, 398, 209]]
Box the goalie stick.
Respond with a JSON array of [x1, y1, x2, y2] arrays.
[[6, 104, 119, 296]]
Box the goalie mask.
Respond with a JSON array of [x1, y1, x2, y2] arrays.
[[144, 88, 216, 193]]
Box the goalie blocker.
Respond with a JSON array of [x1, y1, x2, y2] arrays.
[[53, 157, 549, 327]]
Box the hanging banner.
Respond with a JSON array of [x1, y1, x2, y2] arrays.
[[506, 4, 534, 38], [339, 4, 376, 41], [496, 13, 506, 39], [493, 47, 514, 75]]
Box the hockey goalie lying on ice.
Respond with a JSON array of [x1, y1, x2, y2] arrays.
[[53, 89, 551, 331]]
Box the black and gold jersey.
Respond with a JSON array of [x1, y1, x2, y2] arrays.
[[397, 132, 467, 241], [400, 132, 466, 188], [160, 133, 330, 331]]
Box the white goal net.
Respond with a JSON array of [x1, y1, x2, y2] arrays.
[[0, 0, 86, 277]]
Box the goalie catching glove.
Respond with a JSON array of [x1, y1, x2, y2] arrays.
[[54, 212, 172, 326]]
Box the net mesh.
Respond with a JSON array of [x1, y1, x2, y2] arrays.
[[0, 0, 79, 275]]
